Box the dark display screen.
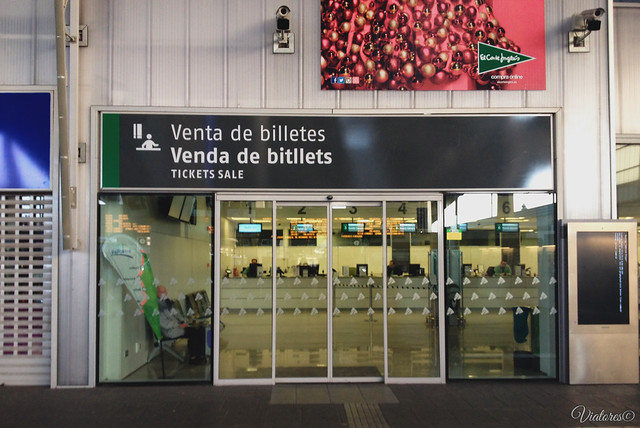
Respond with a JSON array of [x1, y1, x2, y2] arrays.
[[576, 231, 630, 325]]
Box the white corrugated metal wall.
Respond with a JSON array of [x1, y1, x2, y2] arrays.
[[0, 0, 624, 385], [0, 194, 53, 385], [614, 4, 640, 135]]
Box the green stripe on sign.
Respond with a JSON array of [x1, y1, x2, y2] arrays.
[[102, 113, 120, 188]]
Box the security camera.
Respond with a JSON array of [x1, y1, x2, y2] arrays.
[[572, 8, 605, 32], [276, 5, 291, 31], [581, 8, 605, 19], [569, 8, 605, 52], [326, 195, 333, 200], [273, 5, 294, 53]]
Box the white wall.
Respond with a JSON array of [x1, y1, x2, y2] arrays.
[[614, 4, 640, 135], [0, 0, 615, 385]]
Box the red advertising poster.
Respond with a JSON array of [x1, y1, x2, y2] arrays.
[[321, 0, 546, 91]]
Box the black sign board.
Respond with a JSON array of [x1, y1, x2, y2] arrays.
[[101, 113, 553, 190]]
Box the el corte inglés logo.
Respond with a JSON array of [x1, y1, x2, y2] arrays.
[[477, 42, 536, 74]]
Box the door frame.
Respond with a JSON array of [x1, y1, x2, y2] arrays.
[[214, 193, 446, 385]]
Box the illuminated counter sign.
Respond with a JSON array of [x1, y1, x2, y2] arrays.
[[238, 223, 262, 233], [446, 227, 462, 241], [495, 223, 520, 233], [398, 223, 416, 233], [446, 224, 467, 240], [341, 223, 364, 234], [295, 223, 314, 233], [290, 223, 317, 240]]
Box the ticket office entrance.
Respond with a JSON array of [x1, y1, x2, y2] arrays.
[[215, 194, 445, 384]]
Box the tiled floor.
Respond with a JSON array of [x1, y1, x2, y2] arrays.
[[1, 381, 639, 427], [269, 384, 399, 405]]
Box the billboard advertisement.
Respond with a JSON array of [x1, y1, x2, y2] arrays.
[[321, 0, 546, 90], [0, 92, 52, 189]]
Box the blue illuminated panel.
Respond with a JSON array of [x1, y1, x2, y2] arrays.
[[0, 92, 51, 189], [238, 223, 262, 233]]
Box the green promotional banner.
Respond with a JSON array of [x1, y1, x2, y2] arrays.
[[101, 234, 162, 340], [139, 251, 162, 341]]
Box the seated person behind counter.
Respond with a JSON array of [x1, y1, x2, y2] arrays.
[[242, 258, 262, 278], [387, 260, 403, 276], [493, 260, 512, 277], [156, 285, 206, 364]]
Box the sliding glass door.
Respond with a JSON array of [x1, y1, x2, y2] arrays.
[[331, 203, 384, 379], [215, 194, 444, 384], [275, 204, 329, 379]]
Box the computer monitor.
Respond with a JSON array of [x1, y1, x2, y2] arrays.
[[408, 264, 422, 276], [462, 264, 472, 276], [514, 264, 525, 277], [299, 264, 319, 277], [356, 264, 368, 277]]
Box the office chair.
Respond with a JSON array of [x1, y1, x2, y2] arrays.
[[148, 335, 186, 379], [148, 336, 185, 364]]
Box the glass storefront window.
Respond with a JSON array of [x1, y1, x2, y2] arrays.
[[98, 194, 213, 382], [445, 193, 557, 379], [616, 143, 640, 361]]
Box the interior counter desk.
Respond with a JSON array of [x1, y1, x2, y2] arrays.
[[219, 275, 437, 313], [454, 276, 554, 313]]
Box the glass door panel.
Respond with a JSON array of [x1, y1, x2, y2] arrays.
[[331, 203, 384, 378], [275, 205, 329, 378], [219, 200, 273, 379], [386, 201, 441, 378]]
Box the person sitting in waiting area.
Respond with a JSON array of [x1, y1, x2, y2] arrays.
[[156, 285, 206, 364], [494, 260, 512, 277]]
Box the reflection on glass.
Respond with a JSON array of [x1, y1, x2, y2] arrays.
[[219, 201, 273, 379], [445, 193, 557, 379], [386, 201, 440, 378], [332, 204, 384, 378], [275, 205, 328, 378], [98, 194, 213, 383], [615, 143, 640, 358]]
